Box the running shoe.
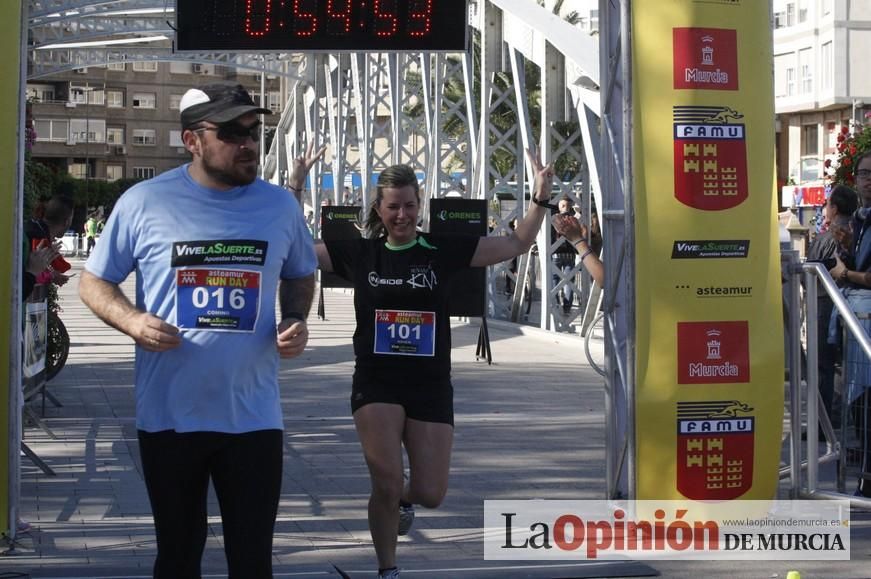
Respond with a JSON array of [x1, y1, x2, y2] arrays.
[[378, 568, 401, 578], [398, 502, 415, 535]]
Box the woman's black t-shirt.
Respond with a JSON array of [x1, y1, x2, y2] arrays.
[[325, 233, 479, 382]]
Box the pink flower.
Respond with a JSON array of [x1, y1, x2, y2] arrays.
[[842, 125, 851, 134]]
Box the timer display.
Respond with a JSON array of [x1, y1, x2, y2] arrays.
[[175, 0, 468, 52]]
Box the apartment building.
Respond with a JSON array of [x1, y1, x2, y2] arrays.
[[774, 0, 871, 199], [27, 62, 281, 183]]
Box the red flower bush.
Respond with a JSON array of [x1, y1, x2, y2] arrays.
[[828, 124, 871, 186]]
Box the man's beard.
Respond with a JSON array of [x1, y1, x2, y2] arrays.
[[201, 147, 258, 187]]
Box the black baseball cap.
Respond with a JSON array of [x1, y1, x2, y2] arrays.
[[179, 83, 271, 128]]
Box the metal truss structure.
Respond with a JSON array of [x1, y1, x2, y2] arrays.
[[25, 2, 624, 376]]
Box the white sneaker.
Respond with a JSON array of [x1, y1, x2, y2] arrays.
[[398, 503, 415, 535]]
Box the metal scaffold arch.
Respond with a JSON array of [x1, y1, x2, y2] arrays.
[[26, 3, 627, 493]]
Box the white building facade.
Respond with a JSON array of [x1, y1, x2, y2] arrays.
[[774, 0, 871, 195]]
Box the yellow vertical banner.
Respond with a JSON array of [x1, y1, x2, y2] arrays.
[[632, 1, 784, 500], [0, 1, 23, 535]]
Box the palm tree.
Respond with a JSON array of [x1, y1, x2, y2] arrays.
[[538, 0, 581, 25]]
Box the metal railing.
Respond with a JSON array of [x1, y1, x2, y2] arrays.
[[783, 250, 871, 508]]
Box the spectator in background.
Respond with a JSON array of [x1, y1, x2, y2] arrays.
[[828, 151, 871, 497], [23, 195, 74, 300], [551, 197, 577, 314], [552, 212, 604, 287], [806, 184, 859, 429], [84, 210, 100, 257]]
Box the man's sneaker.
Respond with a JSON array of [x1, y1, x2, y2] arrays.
[[398, 502, 415, 536], [377, 567, 401, 578]]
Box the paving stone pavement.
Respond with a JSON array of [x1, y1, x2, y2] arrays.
[[3, 258, 870, 578]]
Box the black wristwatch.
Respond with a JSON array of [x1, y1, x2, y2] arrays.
[[532, 196, 560, 211]]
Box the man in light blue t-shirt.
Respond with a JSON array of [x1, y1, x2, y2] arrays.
[[80, 83, 324, 578]]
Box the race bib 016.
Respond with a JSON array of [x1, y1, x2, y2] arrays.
[[373, 309, 436, 357], [176, 268, 261, 332]]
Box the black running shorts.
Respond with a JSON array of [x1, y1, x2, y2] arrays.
[[351, 367, 454, 426]]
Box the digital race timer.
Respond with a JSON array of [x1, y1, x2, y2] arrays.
[[175, 0, 468, 52]]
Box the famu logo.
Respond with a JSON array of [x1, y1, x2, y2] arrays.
[[677, 400, 754, 500], [172, 239, 267, 267], [672, 239, 749, 259], [673, 105, 748, 211], [437, 209, 482, 223]]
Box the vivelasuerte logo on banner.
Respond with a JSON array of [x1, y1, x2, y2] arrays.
[[672, 240, 750, 258]]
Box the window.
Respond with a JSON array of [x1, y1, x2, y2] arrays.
[[774, 11, 786, 28], [33, 119, 68, 142], [803, 124, 819, 156], [68, 162, 90, 179], [169, 94, 183, 110], [132, 93, 156, 109], [798, 0, 808, 23], [26, 84, 55, 102], [133, 166, 156, 179], [268, 91, 282, 113], [107, 62, 126, 71], [69, 85, 104, 105], [821, 42, 832, 91], [799, 48, 813, 94], [132, 61, 158, 72], [106, 90, 124, 108], [169, 130, 184, 147], [786, 67, 796, 96], [69, 119, 105, 143], [107, 127, 124, 144], [106, 165, 123, 182], [787, 3, 796, 26], [132, 129, 156, 146]]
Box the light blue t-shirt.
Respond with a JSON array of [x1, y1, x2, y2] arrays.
[[85, 164, 317, 433]]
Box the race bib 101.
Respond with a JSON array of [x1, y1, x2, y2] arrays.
[[176, 268, 261, 332], [373, 309, 436, 357]]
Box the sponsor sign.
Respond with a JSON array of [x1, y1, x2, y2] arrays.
[[674, 284, 753, 299], [672, 240, 750, 259], [677, 321, 750, 384], [429, 198, 487, 317], [484, 500, 850, 560], [677, 400, 754, 499], [674, 106, 748, 210], [633, 0, 782, 502], [673, 27, 738, 90], [321, 206, 362, 289]]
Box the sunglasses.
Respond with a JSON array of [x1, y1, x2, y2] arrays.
[[193, 122, 261, 144]]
